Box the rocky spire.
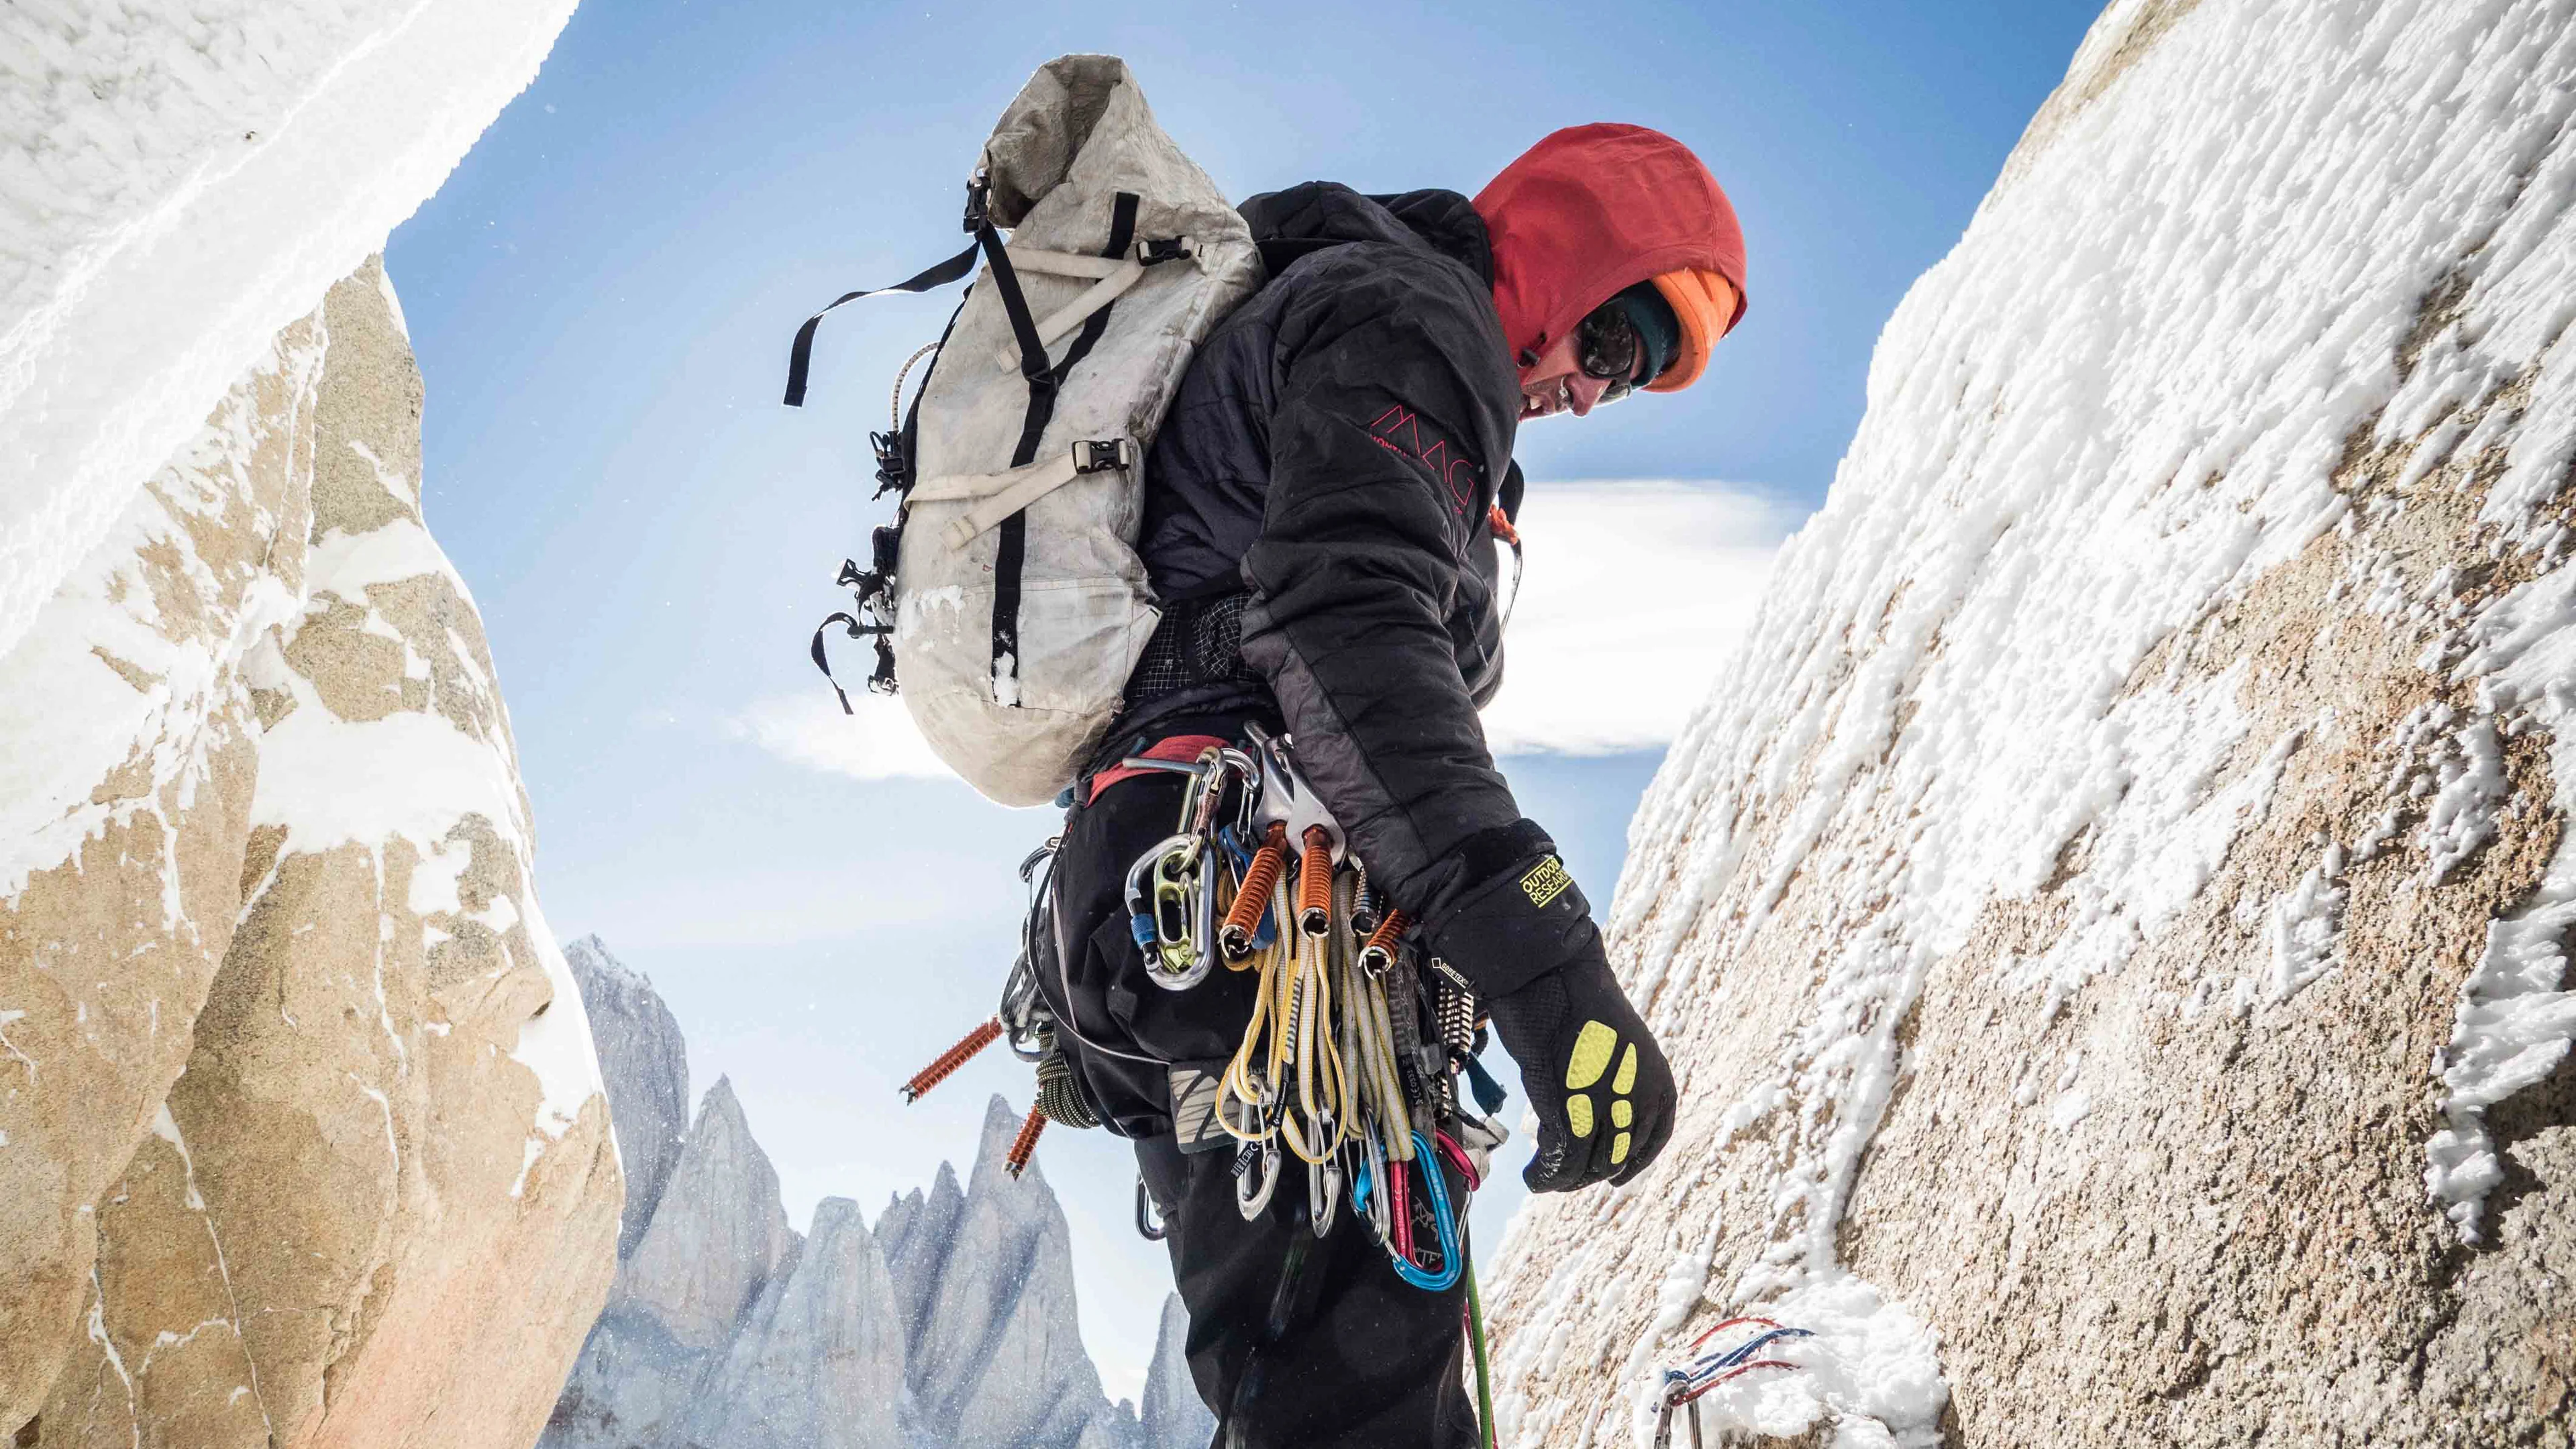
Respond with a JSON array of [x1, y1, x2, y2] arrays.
[[883, 1161, 970, 1362], [615, 1077, 798, 1347], [1139, 1294, 1216, 1449], [548, 965, 1164, 1449], [564, 934, 690, 1258], [909, 1096, 1126, 1449], [684, 1197, 913, 1449], [544, 1076, 798, 1448]]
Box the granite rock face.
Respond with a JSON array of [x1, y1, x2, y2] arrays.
[[1486, 1, 2576, 1445], [547, 949, 1153, 1449], [686, 1197, 911, 1449], [548, 1077, 796, 1447], [1137, 1296, 1215, 1449], [566, 936, 694, 1256], [2, 261, 621, 1448]]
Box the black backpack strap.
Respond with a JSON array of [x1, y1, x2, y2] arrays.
[[811, 610, 884, 714], [985, 189, 1139, 708], [782, 240, 982, 407]]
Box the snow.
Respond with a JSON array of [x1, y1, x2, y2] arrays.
[[0, 319, 324, 906], [2265, 844, 2347, 1004], [0, 0, 578, 668], [1659, 1272, 1947, 1449], [250, 503, 603, 1144], [1497, 0, 2576, 1436]]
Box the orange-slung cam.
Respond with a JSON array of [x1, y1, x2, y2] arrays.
[[1004, 1107, 1047, 1179], [1357, 908, 1411, 974], [1296, 824, 1334, 936], [1221, 822, 1288, 959], [901, 1016, 1002, 1104]]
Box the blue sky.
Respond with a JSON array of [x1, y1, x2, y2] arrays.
[[387, 0, 2104, 1401]]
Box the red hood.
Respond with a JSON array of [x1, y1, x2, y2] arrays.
[[1472, 124, 1747, 366]]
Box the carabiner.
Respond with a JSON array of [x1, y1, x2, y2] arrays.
[[1387, 1133, 1462, 1292], [1310, 1153, 1343, 1238], [1234, 1134, 1281, 1220], [1146, 836, 1213, 990]]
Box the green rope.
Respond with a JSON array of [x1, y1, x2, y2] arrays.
[[1467, 1259, 1497, 1449]]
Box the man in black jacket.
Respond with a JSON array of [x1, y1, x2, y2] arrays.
[[1047, 123, 1746, 1447]]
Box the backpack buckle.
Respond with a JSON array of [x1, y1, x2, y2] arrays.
[[869, 429, 912, 497], [962, 170, 992, 232], [1074, 439, 1137, 474], [1136, 237, 1193, 266]]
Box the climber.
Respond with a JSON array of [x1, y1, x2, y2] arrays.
[[1031, 123, 1747, 1449]]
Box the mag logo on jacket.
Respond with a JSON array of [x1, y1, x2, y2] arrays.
[[1368, 402, 1481, 520]]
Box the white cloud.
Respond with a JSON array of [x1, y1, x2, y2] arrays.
[[1482, 480, 1797, 757], [738, 479, 1796, 778], [733, 688, 953, 781]]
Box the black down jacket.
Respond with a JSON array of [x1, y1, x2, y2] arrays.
[[1113, 182, 1597, 1002]]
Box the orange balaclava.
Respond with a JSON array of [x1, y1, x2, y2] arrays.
[[1474, 123, 1747, 392]]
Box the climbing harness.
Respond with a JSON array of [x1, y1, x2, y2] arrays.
[[892, 722, 1509, 1294], [1649, 1317, 1818, 1449]]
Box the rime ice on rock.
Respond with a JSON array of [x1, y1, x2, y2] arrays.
[[0, 0, 581, 665], [3, 257, 620, 1448], [1486, 1, 2576, 1444]]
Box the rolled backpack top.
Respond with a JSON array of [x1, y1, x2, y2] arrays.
[[790, 56, 1264, 806]]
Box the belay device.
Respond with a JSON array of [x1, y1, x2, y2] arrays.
[[785, 54, 1262, 808]]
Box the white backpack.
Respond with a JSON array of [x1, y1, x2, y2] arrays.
[[788, 55, 1263, 806]]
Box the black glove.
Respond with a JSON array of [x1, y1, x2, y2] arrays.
[[1485, 943, 1676, 1191], [1414, 822, 1676, 1190]]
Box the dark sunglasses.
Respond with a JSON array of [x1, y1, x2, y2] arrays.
[[1575, 303, 1653, 403]]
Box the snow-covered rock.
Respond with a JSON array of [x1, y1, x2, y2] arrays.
[[548, 952, 1160, 1449], [0, 0, 578, 668], [5, 259, 619, 1448], [1138, 1295, 1215, 1449], [1486, 1, 2576, 1445], [567, 934, 692, 1256]]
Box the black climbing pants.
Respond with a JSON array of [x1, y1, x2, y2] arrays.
[[1043, 761, 1479, 1449]]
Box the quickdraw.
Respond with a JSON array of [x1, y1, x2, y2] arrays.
[[892, 722, 1510, 1299], [1649, 1317, 1817, 1449]]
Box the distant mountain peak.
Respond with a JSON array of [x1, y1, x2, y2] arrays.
[[548, 946, 1155, 1449]]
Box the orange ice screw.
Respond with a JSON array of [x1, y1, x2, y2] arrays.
[[1005, 1106, 1047, 1179], [1221, 822, 1289, 959], [1357, 908, 1411, 975], [1297, 825, 1335, 936], [901, 1017, 1002, 1104]]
